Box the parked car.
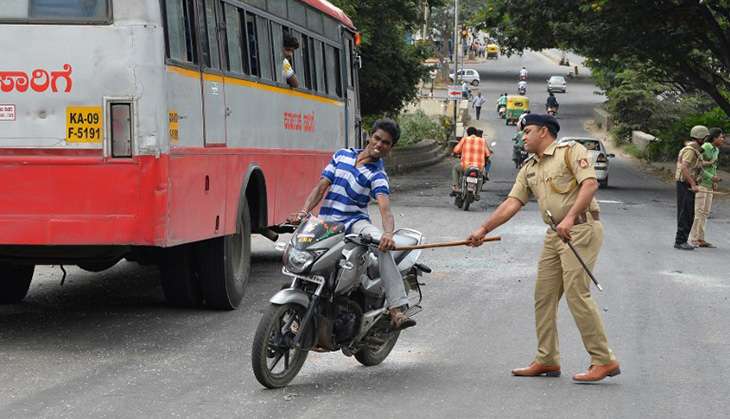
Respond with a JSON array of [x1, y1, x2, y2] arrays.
[[547, 75, 567, 93], [449, 69, 481, 86], [558, 137, 615, 188]]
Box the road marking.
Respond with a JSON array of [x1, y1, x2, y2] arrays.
[[597, 200, 624, 204]]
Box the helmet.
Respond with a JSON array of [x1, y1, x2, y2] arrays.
[[690, 125, 709, 140]]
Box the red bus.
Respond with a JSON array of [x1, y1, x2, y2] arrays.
[[0, 0, 362, 309]]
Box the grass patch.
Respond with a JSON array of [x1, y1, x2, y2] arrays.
[[622, 143, 643, 159]]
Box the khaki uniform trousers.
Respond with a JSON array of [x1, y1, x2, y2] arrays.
[[534, 220, 615, 366], [689, 186, 713, 242]]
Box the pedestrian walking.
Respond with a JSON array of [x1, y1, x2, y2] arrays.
[[466, 114, 620, 382], [690, 127, 725, 248], [472, 91, 487, 120], [674, 125, 708, 250]]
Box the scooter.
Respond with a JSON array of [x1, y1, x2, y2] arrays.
[[518, 85, 527, 95], [546, 105, 558, 116], [498, 105, 506, 119]]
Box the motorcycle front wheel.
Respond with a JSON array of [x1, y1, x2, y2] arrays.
[[355, 328, 400, 367], [251, 303, 310, 388]]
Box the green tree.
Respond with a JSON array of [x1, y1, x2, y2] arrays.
[[331, 0, 442, 117], [474, 0, 730, 116]]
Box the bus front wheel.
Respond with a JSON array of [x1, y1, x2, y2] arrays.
[[196, 198, 252, 310], [0, 264, 35, 304]]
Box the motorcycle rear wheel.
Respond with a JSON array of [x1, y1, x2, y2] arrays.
[[463, 192, 472, 211], [355, 329, 400, 367], [251, 303, 310, 388]]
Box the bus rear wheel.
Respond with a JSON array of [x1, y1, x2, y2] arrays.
[[159, 244, 202, 308], [0, 264, 35, 304], [196, 198, 252, 310]]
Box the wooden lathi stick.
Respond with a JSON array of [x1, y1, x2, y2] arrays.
[[393, 236, 501, 251]]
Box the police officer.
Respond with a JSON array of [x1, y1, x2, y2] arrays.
[[466, 114, 620, 382]]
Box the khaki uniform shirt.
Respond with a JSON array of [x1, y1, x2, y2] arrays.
[[508, 141, 600, 225], [674, 142, 703, 183]]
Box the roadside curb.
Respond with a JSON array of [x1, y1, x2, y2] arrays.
[[385, 139, 450, 175]]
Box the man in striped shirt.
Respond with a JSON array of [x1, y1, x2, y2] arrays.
[[290, 119, 416, 330]]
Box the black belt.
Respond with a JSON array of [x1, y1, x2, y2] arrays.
[[575, 211, 600, 225]]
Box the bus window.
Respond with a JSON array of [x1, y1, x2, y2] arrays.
[[290, 30, 304, 80], [1, 0, 110, 22], [256, 16, 273, 80], [201, 0, 221, 69], [325, 45, 342, 97], [224, 4, 243, 74], [314, 40, 326, 94], [245, 13, 259, 77], [164, 0, 197, 63], [301, 34, 313, 90], [271, 22, 285, 84]]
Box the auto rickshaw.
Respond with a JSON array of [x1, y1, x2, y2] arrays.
[[505, 95, 529, 126], [486, 44, 499, 59]]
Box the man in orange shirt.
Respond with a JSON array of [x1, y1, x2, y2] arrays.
[[451, 127, 491, 198]]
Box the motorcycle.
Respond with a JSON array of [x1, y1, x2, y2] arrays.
[[251, 216, 430, 389], [518, 85, 527, 95], [546, 105, 558, 116], [512, 142, 528, 168], [498, 105, 506, 119], [454, 166, 484, 211]]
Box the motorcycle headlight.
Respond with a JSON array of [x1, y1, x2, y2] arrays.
[[285, 247, 315, 274]]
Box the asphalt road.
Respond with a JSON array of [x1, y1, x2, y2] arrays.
[[2, 51, 730, 418]]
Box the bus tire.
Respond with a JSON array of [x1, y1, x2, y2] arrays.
[[197, 198, 252, 310], [0, 264, 35, 304], [159, 244, 202, 308]]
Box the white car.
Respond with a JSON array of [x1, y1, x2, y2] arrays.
[[449, 69, 481, 86], [558, 137, 615, 188], [547, 75, 567, 93]]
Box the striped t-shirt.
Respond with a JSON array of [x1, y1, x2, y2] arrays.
[[319, 148, 390, 231]]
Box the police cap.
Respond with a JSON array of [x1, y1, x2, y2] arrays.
[[522, 114, 560, 136]]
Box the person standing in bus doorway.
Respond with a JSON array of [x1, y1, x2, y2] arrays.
[[288, 120, 417, 331], [283, 34, 300, 88]]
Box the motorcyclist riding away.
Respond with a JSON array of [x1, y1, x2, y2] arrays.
[[518, 80, 527, 94], [451, 127, 491, 198], [519, 66, 528, 80], [497, 92, 508, 111], [546, 92, 559, 111]]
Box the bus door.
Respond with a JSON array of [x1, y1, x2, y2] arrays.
[[197, 0, 226, 146], [343, 32, 361, 148]]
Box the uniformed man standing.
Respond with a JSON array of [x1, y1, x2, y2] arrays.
[[466, 114, 620, 382], [674, 125, 708, 250]]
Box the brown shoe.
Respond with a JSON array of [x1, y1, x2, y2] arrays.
[[389, 307, 416, 331], [572, 361, 621, 382], [511, 361, 561, 377]]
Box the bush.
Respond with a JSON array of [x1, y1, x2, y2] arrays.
[[647, 107, 730, 161], [397, 110, 446, 147]]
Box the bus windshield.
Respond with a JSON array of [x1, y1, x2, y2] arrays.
[[0, 0, 110, 23]]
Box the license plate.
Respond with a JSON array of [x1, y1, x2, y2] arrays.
[[466, 177, 479, 183], [66, 106, 103, 143]]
